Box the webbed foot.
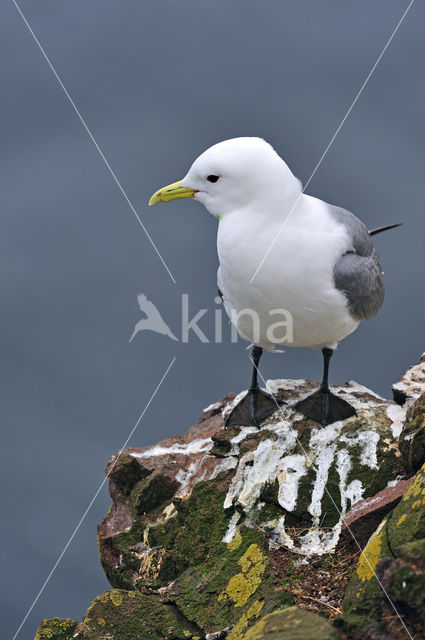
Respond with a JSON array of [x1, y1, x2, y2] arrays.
[[295, 388, 356, 427], [225, 387, 283, 428]]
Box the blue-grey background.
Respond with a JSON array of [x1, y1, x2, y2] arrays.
[[2, 1, 423, 638]]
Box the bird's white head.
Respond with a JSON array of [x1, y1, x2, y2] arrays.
[[149, 137, 301, 219]]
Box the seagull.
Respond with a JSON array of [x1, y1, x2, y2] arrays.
[[149, 137, 400, 427], [129, 293, 178, 343]]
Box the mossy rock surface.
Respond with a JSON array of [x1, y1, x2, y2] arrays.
[[34, 618, 77, 640], [169, 526, 292, 638], [399, 390, 425, 474], [100, 379, 407, 588], [243, 606, 340, 639], [74, 589, 201, 640], [341, 460, 425, 639], [35, 363, 425, 640]]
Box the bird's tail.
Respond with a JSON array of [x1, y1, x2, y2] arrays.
[[369, 223, 403, 236]]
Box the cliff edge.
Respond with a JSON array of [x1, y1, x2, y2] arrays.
[[35, 354, 425, 640]]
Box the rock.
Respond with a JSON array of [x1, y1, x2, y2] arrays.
[[34, 618, 77, 640], [36, 356, 425, 639], [243, 606, 340, 639], [341, 460, 425, 639], [166, 527, 292, 637], [99, 377, 407, 593], [59, 589, 201, 640], [93, 377, 410, 637], [392, 352, 425, 406], [341, 477, 413, 548], [399, 390, 425, 474], [199, 393, 236, 423]]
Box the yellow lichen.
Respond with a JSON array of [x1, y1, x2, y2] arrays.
[[243, 609, 298, 639], [218, 544, 267, 607], [227, 613, 249, 640], [110, 590, 123, 606], [396, 513, 407, 526], [356, 528, 384, 582], [98, 592, 110, 603], [412, 499, 422, 510], [34, 618, 76, 640], [227, 532, 242, 551], [404, 471, 424, 500], [97, 617, 106, 626], [247, 600, 265, 618], [227, 600, 265, 640]]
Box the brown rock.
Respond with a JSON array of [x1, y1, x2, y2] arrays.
[[198, 392, 236, 423], [133, 472, 179, 514], [392, 352, 425, 406], [341, 476, 413, 547], [97, 502, 132, 538], [97, 396, 236, 586]]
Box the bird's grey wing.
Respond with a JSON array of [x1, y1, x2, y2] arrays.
[[329, 206, 385, 321]]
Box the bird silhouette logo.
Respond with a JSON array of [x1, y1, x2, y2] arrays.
[[129, 294, 179, 343]]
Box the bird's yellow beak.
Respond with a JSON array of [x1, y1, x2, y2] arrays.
[[148, 180, 196, 206]]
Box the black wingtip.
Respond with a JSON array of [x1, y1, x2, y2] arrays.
[[369, 223, 403, 236]]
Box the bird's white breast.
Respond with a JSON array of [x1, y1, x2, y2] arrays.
[[217, 195, 360, 350]]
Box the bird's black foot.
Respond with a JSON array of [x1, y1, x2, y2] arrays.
[[295, 388, 356, 427], [225, 387, 283, 428]]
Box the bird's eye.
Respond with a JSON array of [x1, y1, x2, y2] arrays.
[[207, 175, 220, 183]]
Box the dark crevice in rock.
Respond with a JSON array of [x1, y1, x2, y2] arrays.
[[161, 596, 207, 639], [384, 510, 397, 560]]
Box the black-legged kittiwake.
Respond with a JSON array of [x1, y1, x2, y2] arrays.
[[149, 137, 399, 427]]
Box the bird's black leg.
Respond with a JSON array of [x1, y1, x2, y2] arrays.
[[295, 348, 356, 427], [319, 347, 333, 426], [225, 346, 283, 428]]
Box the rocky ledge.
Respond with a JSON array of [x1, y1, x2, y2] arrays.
[[35, 354, 425, 640]]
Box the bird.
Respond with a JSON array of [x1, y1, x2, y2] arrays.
[[149, 137, 400, 427], [129, 293, 178, 343]]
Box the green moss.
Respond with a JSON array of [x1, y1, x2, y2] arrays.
[[80, 589, 201, 640], [256, 502, 283, 526], [145, 472, 233, 581], [400, 414, 425, 474], [34, 618, 77, 640], [210, 426, 240, 456], [239, 430, 278, 457], [386, 464, 425, 549], [345, 438, 402, 503], [284, 467, 316, 526], [169, 526, 290, 634], [280, 574, 302, 587], [342, 462, 425, 638], [319, 461, 342, 527], [98, 515, 147, 589], [131, 472, 178, 515], [107, 453, 150, 497]]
